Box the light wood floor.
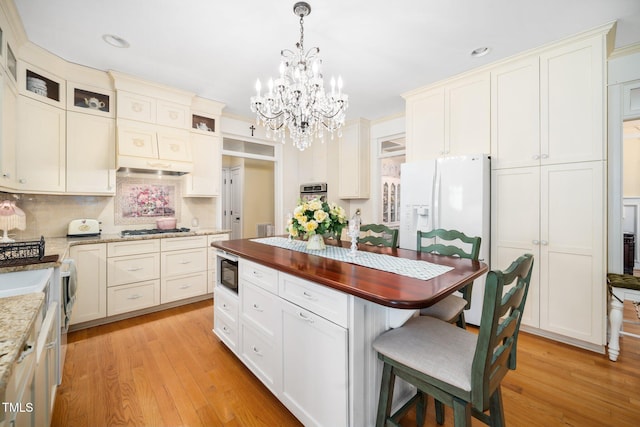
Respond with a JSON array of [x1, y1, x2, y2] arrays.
[[52, 299, 640, 427]]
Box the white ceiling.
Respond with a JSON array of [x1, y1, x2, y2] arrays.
[[11, 0, 640, 121]]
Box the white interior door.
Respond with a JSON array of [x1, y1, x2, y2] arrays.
[[230, 166, 242, 239]]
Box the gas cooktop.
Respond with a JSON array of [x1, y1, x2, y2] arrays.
[[120, 227, 191, 237]]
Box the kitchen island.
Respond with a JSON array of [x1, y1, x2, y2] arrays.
[[211, 237, 487, 427]]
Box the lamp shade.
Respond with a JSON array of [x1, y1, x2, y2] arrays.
[[0, 200, 26, 231]]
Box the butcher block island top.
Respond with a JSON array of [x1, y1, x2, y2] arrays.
[[212, 237, 488, 310]]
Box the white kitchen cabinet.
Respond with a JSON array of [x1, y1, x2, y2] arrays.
[[539, 35, 605, 165], [0, 68, 17, 188], [117, 120, 193, 174], [405, 86, 445, 161], [404, 71, 490, 162], [280, 297, 348, 427], [338, 118, 370, 199], [491, 161, 605, 348], [240, 280, 281, 394], [35, 302, 58, 427], [298, 137, 328, 184], [117, 89, 190, 128], [70, 243, 107, 325], [107, 240, 161, 316], [16, 95, 66, 192], [490, 56, 540, 169], [17, 61, 65, 108], [4, 320, 37, 427], [183, 132, 222, 197], [214, 284, 239, 353], [447, 72, 491, 156], [160, 236, 208, 303], [66, 111, 116, 194]]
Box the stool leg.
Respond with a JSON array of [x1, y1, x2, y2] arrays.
[[609, 296, 623, 362], [376, 362, 396, 427]]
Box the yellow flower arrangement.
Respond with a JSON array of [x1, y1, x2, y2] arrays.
[[287, 198, 347, 240]]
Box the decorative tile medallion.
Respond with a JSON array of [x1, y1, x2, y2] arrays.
[[115, 177, 181, 225]]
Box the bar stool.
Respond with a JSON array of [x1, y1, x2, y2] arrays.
[[607, 273, 640, 361]]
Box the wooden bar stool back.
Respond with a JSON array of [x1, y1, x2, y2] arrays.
[[373, 254, 534, 427], [417, 229, 481, 328]]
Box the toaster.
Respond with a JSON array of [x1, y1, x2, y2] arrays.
[[67, 219, 101, 237]]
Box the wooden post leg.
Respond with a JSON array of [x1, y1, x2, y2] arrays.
[[609, 295, 623, 361], [376, 362, 395, 427]]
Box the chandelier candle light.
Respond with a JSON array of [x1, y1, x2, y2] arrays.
[[250, 2, 348, 151]]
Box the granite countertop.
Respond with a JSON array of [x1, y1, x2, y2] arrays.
[[0, 228, 231, 274], [0, 292, 44, 412]]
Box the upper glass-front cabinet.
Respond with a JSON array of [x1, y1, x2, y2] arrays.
[[67, 84, 115, 117], [18, 61, 65, 107], [192, 113, 215, 133]]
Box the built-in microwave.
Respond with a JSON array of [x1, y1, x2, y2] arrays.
[[216, 250, 238, 293]]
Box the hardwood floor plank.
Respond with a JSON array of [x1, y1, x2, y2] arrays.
[[52, 299, 640, 427]]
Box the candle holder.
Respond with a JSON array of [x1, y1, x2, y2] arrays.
[[348, 210, 361, 257]]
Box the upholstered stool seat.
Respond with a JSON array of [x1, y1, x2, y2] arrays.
[[607, 273, 640, 361], [419, 295, 469, 324]]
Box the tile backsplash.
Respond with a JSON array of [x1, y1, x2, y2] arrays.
[[1, 179, 218, 239]]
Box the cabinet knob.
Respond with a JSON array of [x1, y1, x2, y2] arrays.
[[2, 173, 10, 178], [541, 154, 549, 159], [532, 240, 540, 245], [532, 154, 541, 160], [541, 240, 548, 245], [19, 178, 26, 184]]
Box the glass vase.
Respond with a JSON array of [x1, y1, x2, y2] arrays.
[[306, 233, 326, 250]]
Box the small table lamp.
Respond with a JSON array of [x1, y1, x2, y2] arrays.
[[0, 200, 26, 243]]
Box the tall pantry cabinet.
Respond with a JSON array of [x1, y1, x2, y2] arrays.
[[491, 28, 609, 349], [405, 24, 612, 350]]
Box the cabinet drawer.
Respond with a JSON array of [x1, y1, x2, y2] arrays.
[[107, 280, 160, 316], [107, 253, 160, 287], [161, 235, 207, 251], [279, 272, 349, 328], [240, 259, 278, 294], [157, 128, 191, 162], [240, 322, 280, 394], [156, 100, 189, 128], [117, 125, 157, 158], [241, 281, 280, 337], [208, 233, 230, 245], [161, 271, 207, 303], [215, 285, 238, 319], [214, 308, 238, 353], [107, 239, 160, 257], [117, 91, 156, 122], [161, 247, 207, 277]]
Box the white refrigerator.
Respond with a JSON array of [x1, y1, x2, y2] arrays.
[[399, 154, 490, 325]]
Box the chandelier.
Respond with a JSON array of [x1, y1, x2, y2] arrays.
[[250, 2, 348, 151]]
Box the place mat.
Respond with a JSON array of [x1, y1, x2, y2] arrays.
[[250, 237, 453, 281]]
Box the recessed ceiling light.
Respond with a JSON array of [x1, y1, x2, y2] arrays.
[[470, 47, 490, 58], [102, 34, 130, 48]]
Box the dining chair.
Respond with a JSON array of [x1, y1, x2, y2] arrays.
[[417, 229, 481, 328], [359, 223, 399, 247], [373, 253, 534, 427]]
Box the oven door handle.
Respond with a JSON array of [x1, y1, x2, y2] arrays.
[[216, 250, 239, 262], [61, 259, 77, 311]]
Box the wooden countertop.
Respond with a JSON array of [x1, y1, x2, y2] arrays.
[[212, 238, 488, 310]]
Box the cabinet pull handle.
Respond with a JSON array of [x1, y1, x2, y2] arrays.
[[179, 260, 191, 264], [127, 266, 143, 271], [298, 311, 314, 323], [46, 340, 57, 350], [179, 285, 191, 289], [252, 346, 263, 356], [302, 291, 317, 300], [252, 303, 263, 312], [127, 294, 142, 300], [222, 303, 228, 309], [132, 102, 143, 112], [222, 326, 230, 334], [252, 270, 263, 278]]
